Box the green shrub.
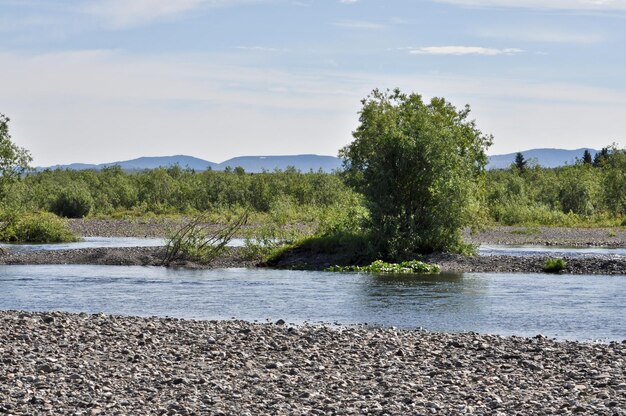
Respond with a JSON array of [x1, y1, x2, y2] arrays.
[[543, 258, 567, 273], [0, 212, 78, 243], [327, 259, 440, 274], [162, 212, 247, 265], [340, 89, 492, 258], [50, 186, 94, 218], [509, 226, 540, 235]]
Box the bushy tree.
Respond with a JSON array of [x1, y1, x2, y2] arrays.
[[340, 89, 492, 258], [582, 149, 593, 165], [50, 184, 94, 218], [0, 114, 32, 197], [602, 147, 626, 215]]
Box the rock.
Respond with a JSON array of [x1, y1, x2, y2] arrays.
[[0, 310, 624, 415]]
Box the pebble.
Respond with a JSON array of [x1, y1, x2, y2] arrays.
[[1, 310, 624, 415]]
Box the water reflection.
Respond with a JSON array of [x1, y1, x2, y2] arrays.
[[0, 265, 624, 342]]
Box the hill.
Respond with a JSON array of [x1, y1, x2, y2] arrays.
[[40, 154, 341, 173], [39, 148, 600, 172], [487, 148, 598, 170], [217, 155, 342, 172]]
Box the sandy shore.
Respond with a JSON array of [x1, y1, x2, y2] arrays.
[[1, 311, 624, 415]]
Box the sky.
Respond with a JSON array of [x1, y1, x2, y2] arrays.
[[1, 0, 625, 166]]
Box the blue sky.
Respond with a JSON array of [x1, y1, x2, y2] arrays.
[[1, 0, 625, 165]]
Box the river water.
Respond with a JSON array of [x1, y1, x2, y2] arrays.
[[1, 265, 624, 342], [3, 238, 626, 258]]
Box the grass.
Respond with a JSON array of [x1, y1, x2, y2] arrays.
[[543, 258, 567, 274], [509, 226, 541, 235], [161, 212, 248, 265]]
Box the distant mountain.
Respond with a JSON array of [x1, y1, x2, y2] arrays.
[[107, 155, 217, 171], [40, 154, 342, 173], [487, 148, 598, 170], [44, 155, 216, 172], [217, 155, 342, 173], [39, 148, 600, 173]]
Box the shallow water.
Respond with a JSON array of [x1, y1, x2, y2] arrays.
[[478, 244, 626, 258], [0, 237, 247, 252], [0, 265, 624, 342], [4, 238, 624, 258]]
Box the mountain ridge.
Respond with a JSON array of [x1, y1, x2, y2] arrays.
[[38, 148, 599, 173]]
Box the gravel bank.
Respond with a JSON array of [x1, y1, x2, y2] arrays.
[[2, 220, 625, 273], [0, 247, 258, 269], [464, 226, 626, 247], [2, 246, 626, 274], [422, 253, 626, 275], [68, 218, 185, 238], [1, 311, 624, 415], [70, 219, 626, 247]]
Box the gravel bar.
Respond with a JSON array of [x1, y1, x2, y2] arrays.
[[2, 247, 626, 274], [1, 311, 625, 415], [464, 226, 626, 248], [0, 247, 258, 269]]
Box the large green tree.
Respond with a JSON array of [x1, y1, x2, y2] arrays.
[[0, 114, 32, 197], [340, 89, 492, 258]]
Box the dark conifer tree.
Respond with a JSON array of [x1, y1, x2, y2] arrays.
[[514, 152, 527, 173]]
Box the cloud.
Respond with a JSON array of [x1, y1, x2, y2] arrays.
[[408, 46, 523, 56], [333, 19, 385, 29], [475, 26, 605, 44], [340, 0, 359, 3], [434, 0, 626, 10], [2, 49, 625, 166], [235, 46, 287, 52], [83, 0, 263, 28]]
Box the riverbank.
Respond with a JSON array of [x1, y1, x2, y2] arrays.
[[1, 310, 624, 415], [1, 245, 626, 274], [68, 219, 626, 246], [0, 219, 624, 273]]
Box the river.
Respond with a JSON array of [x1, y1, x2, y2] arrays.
[[1, 264, 623, 342]]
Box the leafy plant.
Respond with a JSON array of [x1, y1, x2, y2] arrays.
[[0, 114, 32, 198], [162, 211, 248, 265], [0, 211, 78, 243], [340, 88, 492, 259], [50, 185, 94, 218], [327, 259, 440, 274], [543, 258, 567, 274]]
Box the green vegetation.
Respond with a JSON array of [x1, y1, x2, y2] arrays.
[[0, 211, 78, 243], [0, 114, 31, 199], [326, 260, 440, 274], [1, 100, 625, 256], [514, 152, 527, 173], [50, 184, 94, 218], [162, 212, 247, 265], [340, 89, 492, 258], [0, 116, 78, 244], [486, 146, 626, 226], [543, 258, 567, 273]]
